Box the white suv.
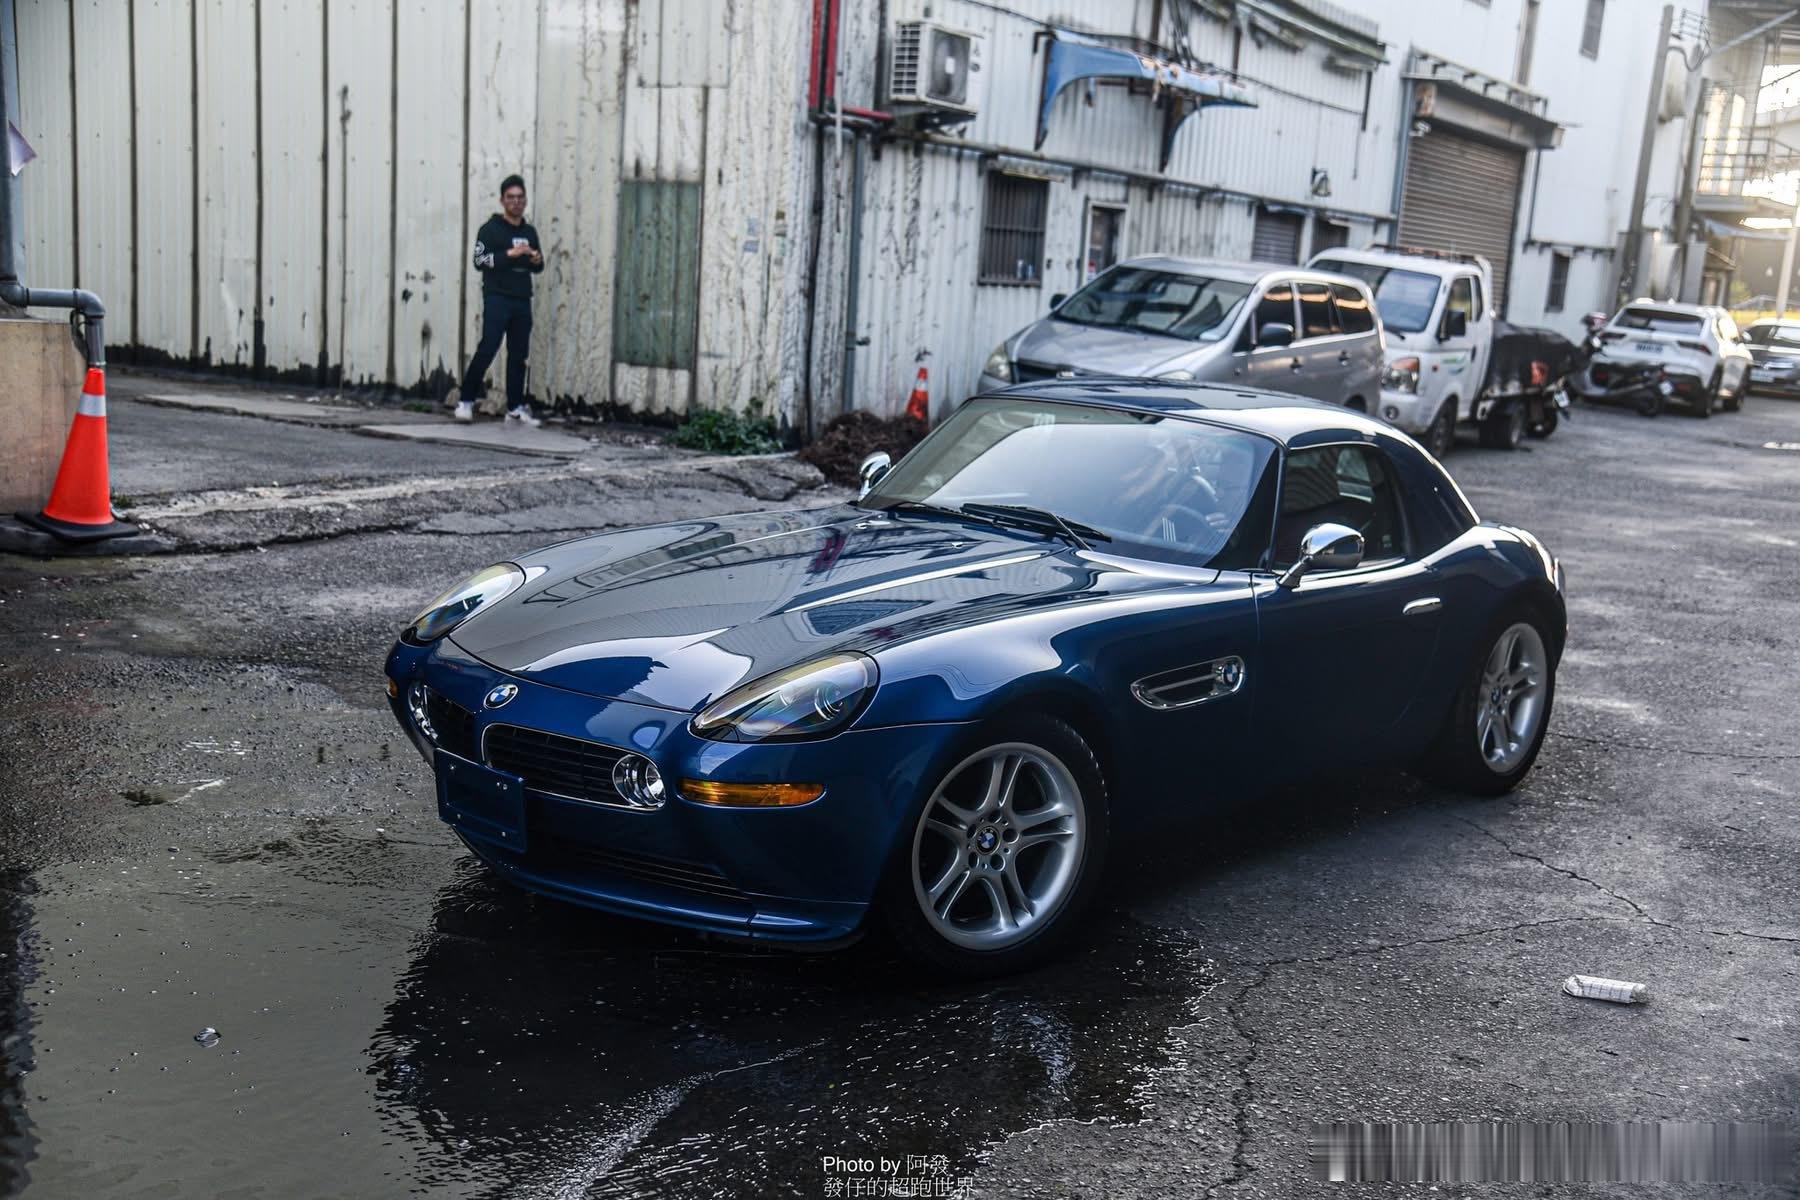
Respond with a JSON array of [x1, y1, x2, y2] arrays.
[[1586, 300, 1751, 416]]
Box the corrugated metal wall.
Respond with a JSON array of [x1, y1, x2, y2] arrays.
[[10, 0, 809, 423]]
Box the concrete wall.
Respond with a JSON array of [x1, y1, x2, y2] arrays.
[[0, 316, 88, 512]]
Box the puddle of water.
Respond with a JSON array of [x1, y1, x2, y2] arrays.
[[371, 861, 1217, 1198], [2, 841, 1219, 1198]]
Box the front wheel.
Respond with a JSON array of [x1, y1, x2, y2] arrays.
[[1424, 399, 1456, 460], [1417, 613, 1557, 796], [882, 715, 1110, 976]]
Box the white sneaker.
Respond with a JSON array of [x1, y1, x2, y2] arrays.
[[452, 400, 474, 423], [507, 405, 542, 428]]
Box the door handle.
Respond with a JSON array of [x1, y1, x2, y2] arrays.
[[1403, 596, 1443, 616], [1290, 358, 1303, 371], [1337, 351, 1351, 364]]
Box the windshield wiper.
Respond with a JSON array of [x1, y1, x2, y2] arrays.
[[957, 503, 1111, 551], [871, 499, 1006, 529]]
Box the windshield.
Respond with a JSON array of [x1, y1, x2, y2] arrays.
[[1055, 267, 1252, 342], [1612, 307, 1703, 334], [862, 397, 1278, 570], [1744, 324, 1800, 348], [1312, 259, 1441, 333]]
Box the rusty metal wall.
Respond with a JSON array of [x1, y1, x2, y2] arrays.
[[9, 0, 811, 423]]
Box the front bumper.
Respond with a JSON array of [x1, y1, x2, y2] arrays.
[[386, 637, 965, 944], [1377, 388, 1436, 434]]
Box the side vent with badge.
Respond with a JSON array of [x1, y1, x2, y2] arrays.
[[1131, 656, 1246, 710]]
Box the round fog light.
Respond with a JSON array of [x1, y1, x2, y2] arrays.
[[1383, 405, 1400, 420], [611, 754, 667, 809]]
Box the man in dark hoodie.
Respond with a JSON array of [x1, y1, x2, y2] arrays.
[[454, 174, 545, 425]]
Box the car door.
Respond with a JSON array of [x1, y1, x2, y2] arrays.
[[1293, 279, 1344, 402], [1249, 443, 1444, 773], [1234, 278, 1304, 394], [1463, 273, 1495, 389], [1440, 275, 1483, 398], [1330, 281, 1384, 408]]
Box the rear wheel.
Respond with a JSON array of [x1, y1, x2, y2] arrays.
[[1417, 612, 1556, 796], [1695, 369, 1719, 418], [1478, 401, 1525, 450], [882, 715, 1109, 976]]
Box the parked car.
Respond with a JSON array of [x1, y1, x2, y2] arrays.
[[1308, 245, 1563, 455], [1582, 299, 1750, 416], [1740, 318, 1800, 396], [976, 256, 1385, 411], [387, 381, 1566, 975]]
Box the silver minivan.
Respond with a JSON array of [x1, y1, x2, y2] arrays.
[[978, 255, 1385, 409]]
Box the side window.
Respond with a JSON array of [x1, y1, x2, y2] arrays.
[[1272, 445, 1407, 567], [1468, 275, 1485, 321], [1247, 281, 1296, 348], [1330, 283, 1376, 334], [1442, 277, 1475, 336], [1297, 281, 1338, 340]]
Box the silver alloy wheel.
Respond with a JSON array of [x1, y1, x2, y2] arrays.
[[1476, 622, 1549, 773], [910, 743, 1086, 951]]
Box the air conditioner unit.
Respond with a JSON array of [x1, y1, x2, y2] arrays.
[[889, 20, 985, 116]]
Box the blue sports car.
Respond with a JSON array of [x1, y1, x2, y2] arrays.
[[385, 381, 1565, 974]]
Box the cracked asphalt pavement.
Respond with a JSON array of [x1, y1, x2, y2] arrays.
[[1, 388, 1796, 1197]]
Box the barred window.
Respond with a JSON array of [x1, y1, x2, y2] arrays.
[[979, 174, 1049, 286], [1546, 252, 1570, 312], [1580, 0, 1604, 58]]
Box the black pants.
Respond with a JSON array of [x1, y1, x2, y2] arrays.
[[462, 292, 533, 408]]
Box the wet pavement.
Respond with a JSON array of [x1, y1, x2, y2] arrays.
[[2, 393, 1798, 1196]]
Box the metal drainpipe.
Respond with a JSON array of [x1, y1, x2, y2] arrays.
[[0, 0, 107, 368], [841, 131, 866, 415]]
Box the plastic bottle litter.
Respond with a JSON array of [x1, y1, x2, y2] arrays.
[[1561, 975, 1648, 1005], [194, 1027, 221, 1048]]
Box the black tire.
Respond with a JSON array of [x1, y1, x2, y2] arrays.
[[879, 713, 1110, 977], [1478, 402, 1525, 450], [1424, 399, 1456, 460], [1416, 607, 1557, 797], [1635, 386, 1663, 417], [1526, 405, 1558, 439], [1695, 369, 1719, 418]]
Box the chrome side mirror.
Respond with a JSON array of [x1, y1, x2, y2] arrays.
[[1276, 522, 1363, 589], [857, 451, 892, 499]]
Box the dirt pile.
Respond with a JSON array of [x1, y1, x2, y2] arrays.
[[798, 412, 929, 487]]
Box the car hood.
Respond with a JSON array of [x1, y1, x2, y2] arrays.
[[447, 506, 1215, 710], [1011, 317, 1200, 376]]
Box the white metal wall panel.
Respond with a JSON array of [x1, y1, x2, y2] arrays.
[[13, 0, 75, 291], [71, 0, 133, 341], [132, 0, 196, 358], [532, 0, 626, 408], [195, 0, 257, 366], [392, 0, 468, 395], [644, 0, 732, 89], [326, 0, 394, 384], [462, 0, 539, 409], [694, 0, 803, 419], [259, 0, 326, 377]]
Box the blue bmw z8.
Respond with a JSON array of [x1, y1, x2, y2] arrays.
[[385, 381, 1566, 974]]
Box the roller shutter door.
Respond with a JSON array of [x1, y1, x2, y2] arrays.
[[1252, 208, 1303, 264], [1399, 130, 1524, 313]]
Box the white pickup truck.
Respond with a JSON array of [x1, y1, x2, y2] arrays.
[[1309, 245, 1564, 457]]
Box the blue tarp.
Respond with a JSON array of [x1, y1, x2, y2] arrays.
[[1035, 31, 1256, 170]]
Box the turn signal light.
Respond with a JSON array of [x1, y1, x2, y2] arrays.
[[679, 779, 825, 808]]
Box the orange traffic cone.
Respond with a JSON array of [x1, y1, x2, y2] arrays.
[[904, 366, 929, 424], [16, 367, 138, 542]]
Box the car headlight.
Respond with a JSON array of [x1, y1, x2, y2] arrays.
[[1383, 356, 1421, 394], [1154, 368, 1196, 381], [404, 562, 525, 643], [982, 344, 1013, 382], [691, 653, 878, 742]]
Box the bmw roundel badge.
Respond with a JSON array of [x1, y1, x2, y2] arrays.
[[483, 683, 519, 709]]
